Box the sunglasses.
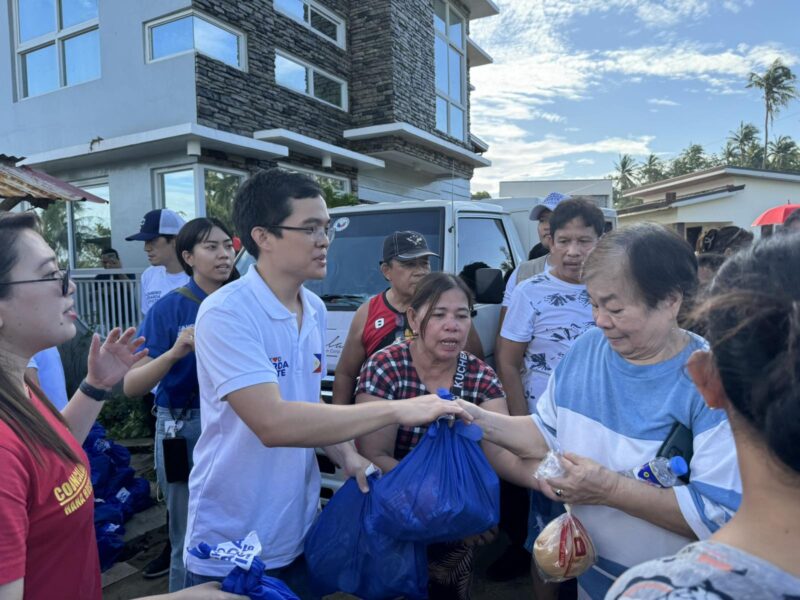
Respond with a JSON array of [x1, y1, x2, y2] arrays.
[[0, 267, 71, 296]]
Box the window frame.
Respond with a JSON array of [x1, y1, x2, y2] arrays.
[[273, 0, 346, 49], [274, 49, 348, 111], [433, 0, 467, 141], [154, 164, 248, 222], [277, 162, 351, 194], [455, 216, 516, 288], [13, 0, 100, 99], [145, 9, 248, 71]]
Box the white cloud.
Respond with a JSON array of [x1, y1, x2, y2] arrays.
[[647, 98, 679, 106], [576, 158, 596, 165]]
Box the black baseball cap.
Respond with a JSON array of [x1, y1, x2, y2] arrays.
[[125, 209, 186, 241], [382, 231, 438, 263]]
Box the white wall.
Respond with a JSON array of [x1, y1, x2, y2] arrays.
[[498, 179, 613, 207], [1, 0, 197, 157]]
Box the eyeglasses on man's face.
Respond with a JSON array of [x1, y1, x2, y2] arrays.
[[273, 224, 333, 242], [0, 267, 71, 297]]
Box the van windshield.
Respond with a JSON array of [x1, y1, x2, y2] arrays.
[[234, 208, 444, 309]]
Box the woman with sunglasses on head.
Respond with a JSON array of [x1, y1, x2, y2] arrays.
[[123, 217, 237, 592], [0, 212, 244, 600]]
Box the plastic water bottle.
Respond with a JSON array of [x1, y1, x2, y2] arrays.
[[625, 456, 688, 488]]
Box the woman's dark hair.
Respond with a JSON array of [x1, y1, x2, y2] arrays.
[[548, 197, 605, 238], [176, 217, 237, 278], [409, 272, 474, 338], [782, 208, 800, 231], [583, 222, 698, 310], [697, 252, 726, 272], [693, 235, 800, 474], [232, 168, 323, 258], [0, 212, 80, 465]]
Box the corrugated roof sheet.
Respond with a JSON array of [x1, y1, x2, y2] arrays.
[[0, 155, 107, 206]]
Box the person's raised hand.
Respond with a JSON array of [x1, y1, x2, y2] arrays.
[[86, 327, 148, 391], [396, 393, 472, 427]]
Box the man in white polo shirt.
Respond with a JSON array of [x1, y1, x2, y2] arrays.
[[183, 168, 465, 594]]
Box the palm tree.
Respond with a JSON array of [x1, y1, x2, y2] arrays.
[[638, 154, 665, 184], [768, 135, 800, 171], [747, 59, 798, 168], [727, 122, 760, 166], [614, 154, 638, 191]]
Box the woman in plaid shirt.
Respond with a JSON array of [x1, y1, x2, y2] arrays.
[[356, 273, 542, 600]]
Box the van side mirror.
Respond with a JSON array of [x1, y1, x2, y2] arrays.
[[473, 268, 504, 304]]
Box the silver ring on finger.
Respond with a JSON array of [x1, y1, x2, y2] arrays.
[[555, 488, 564, 497]]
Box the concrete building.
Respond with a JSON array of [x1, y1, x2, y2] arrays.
[[497, 178, 614, 208], [618, 166, 800, 248], [2, 0, 496, 270]]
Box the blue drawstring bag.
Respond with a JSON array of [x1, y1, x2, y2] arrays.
[[304, 475, 428, 600], [189, 532, 299, 600], [369, 418, 500, 544]]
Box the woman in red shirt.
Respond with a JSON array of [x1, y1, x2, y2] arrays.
[[0, 213, 243, 600]]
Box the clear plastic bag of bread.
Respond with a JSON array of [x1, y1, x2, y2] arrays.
[[533, 506, 597, 582]]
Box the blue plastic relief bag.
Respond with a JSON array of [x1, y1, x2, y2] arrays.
[[304, 475, 428, 600], [188, 532, 299, 600], [369, 418, 500, 544]]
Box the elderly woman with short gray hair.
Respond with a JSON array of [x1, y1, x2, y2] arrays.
[[457, 223, 742, 599]]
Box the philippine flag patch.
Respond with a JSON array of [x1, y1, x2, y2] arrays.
[[313, 353, 322, 373]]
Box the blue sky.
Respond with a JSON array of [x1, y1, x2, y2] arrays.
[[468, 0, 800, 195]]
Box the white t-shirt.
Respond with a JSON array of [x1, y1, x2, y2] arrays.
[[27, 347, 68, 410], [502, 256, 550, 308], [500, 273, 594, 414], [140, 266, 189, 316], [184, 265, 326, 576]]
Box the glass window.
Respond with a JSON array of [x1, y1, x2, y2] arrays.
[[436, 96, 448, 132], [33, 201, 69, 266], [313, 70, 342, 106], [448, 9, 463, 49], [194, 16, 240, 67], [434, 0, 447, 33], [161, 169, 196, 221], [61, 0, 98, 29], [433, 1, 466, 140], [64, 28, 100, 85], [275, 53, 307, 93], [434, 36, 447, 94], [18, 0, 56, 43], [456, 218, 514, 294], [273, 0, 344, 46], [204, 169, 243, 234], [22, 44, 58, 97], [148, 12, 245, 69], [72, 183, 110, 268], [151, 15, 193, 59], [274, 0, 305, 21]]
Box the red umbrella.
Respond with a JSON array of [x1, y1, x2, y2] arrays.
[[751, 203, 800, 226]]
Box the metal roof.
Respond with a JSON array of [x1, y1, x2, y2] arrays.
[[0, 154, 107, 210]]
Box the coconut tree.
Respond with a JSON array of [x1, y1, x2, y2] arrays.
[[768, 135, 800, 171], [638, 154, 665, 184], [614, 154, 639, 190], [747, 59, 798, 168], [727, 122, 760, 166]]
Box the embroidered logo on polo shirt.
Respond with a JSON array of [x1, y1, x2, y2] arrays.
[[313, 353, 322, 373], [271, 356, 289, 377]]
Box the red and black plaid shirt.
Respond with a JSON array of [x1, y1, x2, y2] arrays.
[[356, 340, 505, 459]]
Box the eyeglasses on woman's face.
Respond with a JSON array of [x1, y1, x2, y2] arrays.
[[0, 267, 71, 297]]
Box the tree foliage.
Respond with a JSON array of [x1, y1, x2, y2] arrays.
[[747, 58, 798, 167]]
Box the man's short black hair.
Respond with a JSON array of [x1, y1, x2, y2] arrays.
[[233, 168, 323, 258], [101, 248, 119, 258], [783, 208, 800, 230], [548, 197, 605, 238]]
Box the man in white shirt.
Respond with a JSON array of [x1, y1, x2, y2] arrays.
[[496, 197, 604, 600], [183, 168, 464, 594], [125, 208, 189, 317]]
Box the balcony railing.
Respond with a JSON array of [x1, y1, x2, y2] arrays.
[[73, 269, 143, 335]]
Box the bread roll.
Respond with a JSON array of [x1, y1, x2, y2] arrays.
[[533, 513, 596, 581]]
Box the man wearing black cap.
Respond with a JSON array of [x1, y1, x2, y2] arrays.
[[126, 209, 189, 317], [332, 231, 483, 405]]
